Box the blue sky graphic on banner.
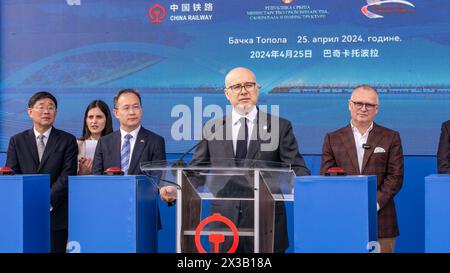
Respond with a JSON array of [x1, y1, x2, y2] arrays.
[[1, 0, 449, 155]]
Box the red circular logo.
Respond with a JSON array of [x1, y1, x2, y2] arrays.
[[194, 213, 239, 253]]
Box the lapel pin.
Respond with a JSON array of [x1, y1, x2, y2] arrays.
[[140, 139, 145, 144]]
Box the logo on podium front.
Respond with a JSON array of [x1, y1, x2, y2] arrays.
[[195, 213, 239, 253]]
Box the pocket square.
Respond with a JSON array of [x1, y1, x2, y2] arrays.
[[374, 147, 386, 153]]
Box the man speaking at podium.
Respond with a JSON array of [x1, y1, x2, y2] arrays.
[[190, 67, 310, 253], [320, 85, 404, 253]]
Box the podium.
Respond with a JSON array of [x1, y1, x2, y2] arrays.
[[425, 174, 450, 253], [294, 175, 377, 253], [141, 159, 295, 253], [0, 175, 50, 253], [68, 175, 158, 253]]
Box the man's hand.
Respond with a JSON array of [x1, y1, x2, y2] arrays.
[[160, 186, 177, 203]]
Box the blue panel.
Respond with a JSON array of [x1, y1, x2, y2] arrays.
[[0, 175, 50, 253], [394, 156, 435, 253], [69, 176, 138, 253], [0, 176, 24, 252], [22, 175, 50, 253], [136, 177, 158, 253], [425, 174, 450, 253], [294, 175, 377, 253]]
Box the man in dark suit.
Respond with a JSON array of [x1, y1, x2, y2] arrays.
[[437, 120, 450, 173], [92, 89, 175, 201], [190, 67, 310, 253], [6, 91, 78, 253], [320, 85, 404, 253]]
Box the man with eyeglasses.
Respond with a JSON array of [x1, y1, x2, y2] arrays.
[[190, 67, 310, 253], [92, 89, 176, 203], [6, 91, 78, 253], [320, 85, 404, 253]]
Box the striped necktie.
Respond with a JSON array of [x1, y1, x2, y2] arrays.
[[121, 134, 133, 174]]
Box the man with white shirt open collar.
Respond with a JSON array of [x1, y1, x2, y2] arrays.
[[320, 85, 404, 253]]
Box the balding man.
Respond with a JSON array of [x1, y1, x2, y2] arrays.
[[320, 85, 404, 253], [191, 67, 310, 253]]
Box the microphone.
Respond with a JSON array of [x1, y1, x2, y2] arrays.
[[362, 144, 371, 150], [172, 138, 206, 169], [163, 138, 207, 207]]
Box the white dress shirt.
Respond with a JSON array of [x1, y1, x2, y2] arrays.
[[350, 121, 380, 211], [351, 121, 373, 173], [34, 127, 52, 211], [231, 107, 257, 155], [120, 125, 141, 170], [33, 127, 52, 146]]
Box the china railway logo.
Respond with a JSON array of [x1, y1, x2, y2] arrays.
[[148, 4, 166, 24]]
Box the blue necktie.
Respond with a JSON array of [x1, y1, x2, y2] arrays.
[[121, 134, 133, 174]]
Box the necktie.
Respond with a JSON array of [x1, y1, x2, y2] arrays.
[[235, 117, 248, 159], [37, 135, 45, 162], [121, 134, 133, 174]]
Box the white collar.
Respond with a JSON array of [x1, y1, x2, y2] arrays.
[[350, 121, 374, 136], [33, 127, 52, 139], [120, 125, 141, 140], [232, 106, 257, 126]]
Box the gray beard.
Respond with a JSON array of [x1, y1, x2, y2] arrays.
[[235, 104, 256, 115]]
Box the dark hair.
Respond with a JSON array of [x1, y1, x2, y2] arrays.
[[28, 91, 58, 109], [113, 88, 142, 109], [80, 100, 113, 140]]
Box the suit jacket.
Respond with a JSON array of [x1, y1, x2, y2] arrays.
[[92, 127, 166, 229], [437, 120, 450, 174], [6, 127, 78, 230], [320, 123, 404, 238], [190, 111, 310, 252], [92, 127, 166, 175]]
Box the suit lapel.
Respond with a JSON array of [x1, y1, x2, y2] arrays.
[[223, 116, 235, 159], [361, 123, 384, 173], [113, 131, 122, 168], [128, 128, 146, 174], [38, 128, 58, 172], [26, 129, 40, 168], [246, 111, 270, 160], [339, 125, 360, 174]]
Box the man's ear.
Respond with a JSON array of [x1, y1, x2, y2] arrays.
[[113, 108, 120, 119]]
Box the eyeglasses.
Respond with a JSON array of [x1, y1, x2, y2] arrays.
[[351, 100, 377, 111], [33, 105, 56, 112], [116, 104, 142, 112], [227, 82, 258, 94]]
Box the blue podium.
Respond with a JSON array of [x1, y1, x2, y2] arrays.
[[425, 174, 450, 253], [68, 175, 158, 253], [0, 175, 50, 253], [294, 175, 377, 253]]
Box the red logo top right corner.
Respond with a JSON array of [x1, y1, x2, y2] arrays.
[[361, 0, 415, 19]]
